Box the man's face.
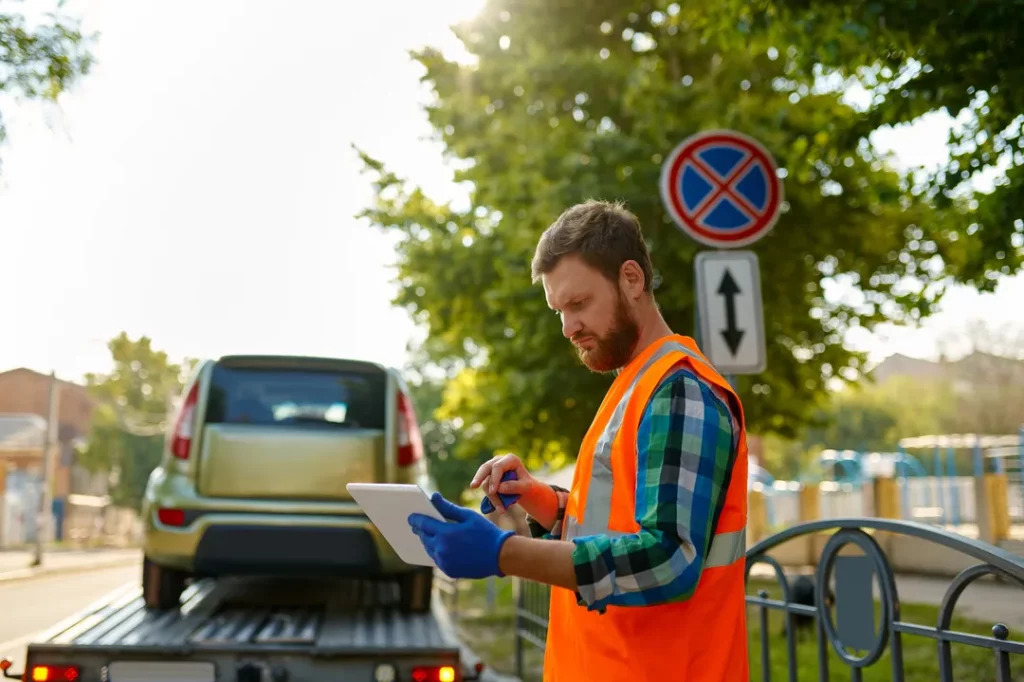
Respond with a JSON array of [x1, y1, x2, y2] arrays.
[[542, 254, 640, 373]]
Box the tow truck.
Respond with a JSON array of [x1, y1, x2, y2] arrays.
[[0, 575, 503, 682]]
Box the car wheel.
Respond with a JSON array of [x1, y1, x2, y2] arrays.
[[142, 556, 187, 610], [398, 567, 434, 613]]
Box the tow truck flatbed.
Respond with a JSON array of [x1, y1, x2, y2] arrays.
[[11, 576, 497, 682]]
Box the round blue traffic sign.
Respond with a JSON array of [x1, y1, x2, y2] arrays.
[[659, 129, 784, 248]]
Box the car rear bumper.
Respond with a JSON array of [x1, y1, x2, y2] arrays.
[[144, 509, 415, 577]]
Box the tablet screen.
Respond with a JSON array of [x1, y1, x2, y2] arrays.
[[346, 483, 445, 568]]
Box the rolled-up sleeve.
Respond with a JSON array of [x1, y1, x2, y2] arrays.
[[570, 367, 739, 612]]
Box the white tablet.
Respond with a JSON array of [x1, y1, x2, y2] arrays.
[[346, 482, 447, 568]]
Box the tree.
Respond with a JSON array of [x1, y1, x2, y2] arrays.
[[357, 0, 972, 465], [756, 374, 957, 479], [932, 319, 1024, 435], [406, 370, 493, 504], [0, 4, 94, 170], [77, 333, 193, 509], [803, 374, 956, 451], [752, 0, 1024, 288]]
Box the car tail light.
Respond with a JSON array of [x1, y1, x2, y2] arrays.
[[29, 664, 80, 681], [396, 391, 424, 467], [170, 382, 200, 460], [411, 666, 456, 682], [157, 508, 186, 527]]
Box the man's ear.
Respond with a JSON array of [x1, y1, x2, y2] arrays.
[[620, 260, 646, 298]]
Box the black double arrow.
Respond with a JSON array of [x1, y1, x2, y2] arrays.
[[716, 269, 744, 356]]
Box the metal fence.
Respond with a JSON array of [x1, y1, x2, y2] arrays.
[[761, 477, 1024, 530], [513, 519, 1024, 681]]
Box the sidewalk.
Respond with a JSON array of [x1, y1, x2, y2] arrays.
[[892, 573, 1024, 630], [748, 564, 1024, 630], [0, 547, 141, 583]]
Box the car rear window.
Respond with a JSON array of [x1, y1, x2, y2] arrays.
[[204, 364, 387, 430]]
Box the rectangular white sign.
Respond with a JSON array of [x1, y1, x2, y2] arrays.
[[694, 250, 767, 375]]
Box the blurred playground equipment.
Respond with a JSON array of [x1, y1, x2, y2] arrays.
[[751, 427, 1024, 547]]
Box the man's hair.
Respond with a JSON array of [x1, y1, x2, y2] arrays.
[[531, 199, 654, 292]]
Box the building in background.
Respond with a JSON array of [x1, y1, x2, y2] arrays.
[[871, 351, 1024, 392], [0, 368, 105, 546]]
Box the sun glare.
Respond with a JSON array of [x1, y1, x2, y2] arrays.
[[382, 0, 485, 64], [444, 0, 488, 24]]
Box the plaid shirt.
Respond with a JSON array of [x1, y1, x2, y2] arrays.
[[526, 364, 740, 612]]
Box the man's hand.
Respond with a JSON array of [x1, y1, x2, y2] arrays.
[[470, 454, 558, 528], [483, 496, 531, 536], [479, 470, 522, 515], [408, 492, 515, 579]]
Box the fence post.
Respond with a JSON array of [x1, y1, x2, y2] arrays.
[[947, 446, 960, 526], [872, 476, 899, 519], [986, 473, 1011, 542], [970, 434, 1011, 544], [798, 482, 819, 522], [897, 446, 907, 520], [514, 578, 524, 678], [748, 487, 769, 542], [1019, 425, 1024, 508]]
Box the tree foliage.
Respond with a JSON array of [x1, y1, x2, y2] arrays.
[[754, 0, 1024, 287], [803, 375, 955, 452], [358, 0, 1017, 466], [929, 320, 1024, 435], [763, 320, 1024, 478], [0, 4, 94, 167], [406, 371, 493, 503], [77, 333, 193, 509]]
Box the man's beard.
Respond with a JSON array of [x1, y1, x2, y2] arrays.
[[574, 293, 640, 373]]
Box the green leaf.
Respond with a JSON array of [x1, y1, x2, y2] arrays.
[[79, 332, 194, 509], [357, 0, 1007, 470], [0, 7, 95, 172]]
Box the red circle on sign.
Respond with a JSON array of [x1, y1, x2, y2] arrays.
[[659, 130, 783, 249]]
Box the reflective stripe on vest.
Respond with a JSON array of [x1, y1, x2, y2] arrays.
[[562, 338, 746, 570]]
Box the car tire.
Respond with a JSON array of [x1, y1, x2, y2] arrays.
[[142, 556, 188, 610], [398, 567, 434, 613]]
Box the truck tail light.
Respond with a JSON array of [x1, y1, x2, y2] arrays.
[[30, 664, 80, 681], [396, 391, 424, 467], [170, 382, 200, 460], [157, 508, 186, 527], [411, 666, 456, 682]]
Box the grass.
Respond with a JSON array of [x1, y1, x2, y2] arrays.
[[442, 577, 1024, 682]]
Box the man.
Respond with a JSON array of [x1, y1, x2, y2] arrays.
[[408, 200, 750, 681]]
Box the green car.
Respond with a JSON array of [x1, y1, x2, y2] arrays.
[[140, 354, 436, 611]]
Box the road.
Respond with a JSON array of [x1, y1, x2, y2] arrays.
[[0, 563, 139, 670], [0, 549, 140, 577]]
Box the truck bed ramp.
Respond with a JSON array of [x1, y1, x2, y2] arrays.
[[18, 576, 496, 682]]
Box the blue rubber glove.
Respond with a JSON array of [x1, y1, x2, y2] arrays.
[[408, 492, 516, 579], [480, 470, 521, 515]]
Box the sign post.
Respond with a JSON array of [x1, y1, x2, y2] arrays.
[[659, 129, 783, 380]]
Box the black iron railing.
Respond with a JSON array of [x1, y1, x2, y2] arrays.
[[513, 518, 1024, 682]]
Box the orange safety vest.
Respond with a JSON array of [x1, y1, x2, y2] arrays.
[[543, 334, 749, 682]]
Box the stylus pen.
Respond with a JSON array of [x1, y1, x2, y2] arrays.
[[479, 470, 520, 514]]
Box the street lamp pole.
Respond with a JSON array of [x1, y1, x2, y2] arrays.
[[31, 371, 60, 567]]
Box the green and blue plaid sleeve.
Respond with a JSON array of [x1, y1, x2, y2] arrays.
[[570, 366, 739, 612]]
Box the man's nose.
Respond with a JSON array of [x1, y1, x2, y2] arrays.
[[562, 315, 582, 339]]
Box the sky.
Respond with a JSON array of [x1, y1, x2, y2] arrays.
[[0, 0, 1020, 385]]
